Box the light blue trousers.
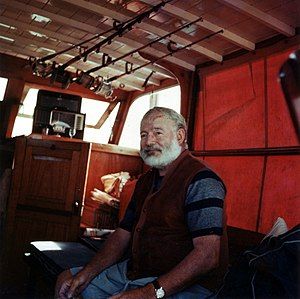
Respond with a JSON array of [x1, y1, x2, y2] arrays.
[[71, 259, 214, 299]]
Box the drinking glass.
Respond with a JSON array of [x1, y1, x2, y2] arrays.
[[69, 128, 76, 138]]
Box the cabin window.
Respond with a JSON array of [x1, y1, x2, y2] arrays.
[[12, 88, 38, 137], [81, 98, 120, 143], [119, 85, 181, 149], [0, 77, 8, 101], [11, 88, 120, 143]]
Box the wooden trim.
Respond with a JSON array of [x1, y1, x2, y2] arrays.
[[219, 0, 295, 36], [186, 71, 199, 150], [158, 1, 255, 50], [91, 142, 140, 156], [256, 156, 267, 231], [109, 94, 133, 145], [1, 78, 25, 138], [192, 146, 300, 157], [94, 101, 119, 130], [128, 78, 178, 104]]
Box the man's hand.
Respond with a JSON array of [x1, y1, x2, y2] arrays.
[[108, 284, 155, 299], [55, 269, 92, 299]]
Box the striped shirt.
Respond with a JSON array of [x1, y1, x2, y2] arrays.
[[119, 169, 226, 237]]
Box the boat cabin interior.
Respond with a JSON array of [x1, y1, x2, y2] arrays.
[[0, 0, 299, 298]]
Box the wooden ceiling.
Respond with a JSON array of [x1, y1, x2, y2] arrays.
[[0, 0, 299, 94]]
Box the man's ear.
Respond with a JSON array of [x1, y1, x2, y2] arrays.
[[176, 128, 186, 145]]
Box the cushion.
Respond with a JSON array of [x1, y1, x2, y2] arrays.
[[264, 217, 288, 239]]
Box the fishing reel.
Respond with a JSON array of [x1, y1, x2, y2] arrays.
[[49, 65, 72, 89], [29, 57, 71, 89], [93, 76, 114, 99], [29, 57, 55, 78], [73, 69, 95, 89]]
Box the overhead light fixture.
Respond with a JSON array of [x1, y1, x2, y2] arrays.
[[0, 35, 14, 42], [31, 14, 51, 23], [38, 47, 56, 54], [28, 31, 48, 38], [0, 23, 16, 29]]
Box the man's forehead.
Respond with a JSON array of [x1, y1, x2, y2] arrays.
[[142, 112, 165, 122]]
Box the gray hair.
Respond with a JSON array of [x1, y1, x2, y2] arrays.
[[141, 107, 188, 148]]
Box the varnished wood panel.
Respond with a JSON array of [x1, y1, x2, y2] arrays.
[[19, 146, 78, 211], [1, 136, 91, 292], [81, 143, 143, 226]]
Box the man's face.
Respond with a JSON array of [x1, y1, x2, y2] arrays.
[[139, 112, 182, 168]]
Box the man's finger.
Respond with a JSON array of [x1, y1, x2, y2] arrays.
[[67, 280, 80, 299], [58, 281, 71, 299]]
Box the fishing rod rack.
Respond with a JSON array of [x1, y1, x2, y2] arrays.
[[28, 0, 222, 100]]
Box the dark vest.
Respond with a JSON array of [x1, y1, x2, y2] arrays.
[[126, 150, 208, 279]]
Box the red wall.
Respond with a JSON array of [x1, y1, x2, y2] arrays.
[[194, 47, 300, 233]]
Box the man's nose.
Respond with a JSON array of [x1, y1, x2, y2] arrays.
[[145, 133, 156, 146]]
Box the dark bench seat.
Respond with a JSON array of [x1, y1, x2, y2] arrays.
[[24, 227, 265, 298]]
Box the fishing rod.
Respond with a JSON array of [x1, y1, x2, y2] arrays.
[[107, 29, 224, 83], [29, 0, 173, 83], [35, 23, 111, 64], [83, 17, 203, 75], [34, 1, 173, 65], [57, 0, 173, 71]]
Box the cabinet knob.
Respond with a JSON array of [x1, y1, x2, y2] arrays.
[[73, 200, 80, 214]]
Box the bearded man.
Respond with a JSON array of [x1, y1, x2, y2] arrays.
[[56, 107, 227, 299]]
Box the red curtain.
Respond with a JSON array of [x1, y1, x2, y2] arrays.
[[194, 47, 300, 232]]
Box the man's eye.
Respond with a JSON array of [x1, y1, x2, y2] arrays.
[[140, 134, 147, 138]]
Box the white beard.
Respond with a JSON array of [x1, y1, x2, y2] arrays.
[[140, 138, 182, 169]]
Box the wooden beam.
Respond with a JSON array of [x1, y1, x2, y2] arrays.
[[0, 41, 144, 91], [140, 0, 255, 50], [0, 16, 174, 79], [93, 101, 119, 129], [0, 43, 144, 92], [0, 52, 129, 100], [2, 0, 195, 70], [2, 78, 25, 138], [218, 0, 295, 36], [61, 0, 222, 62], [109, 94, 133, 145], [2, 0, 97, 33], [0, 31, 146, 91]]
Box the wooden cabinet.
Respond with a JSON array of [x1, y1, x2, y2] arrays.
[[0, 136, 90, 290]]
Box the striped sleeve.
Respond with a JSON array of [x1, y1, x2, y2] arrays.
[[185, 170, 226, 238]]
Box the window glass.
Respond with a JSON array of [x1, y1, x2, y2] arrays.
[[81, 98, 120, 143], [0, 77, 8, 101], [12, 89, 120, 144], [119, 85, 180, 149], [11, 89, 38, 137]]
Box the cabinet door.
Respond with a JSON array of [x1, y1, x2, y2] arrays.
[[1, 137, 90, 290], [19, 139, 89, 214]]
